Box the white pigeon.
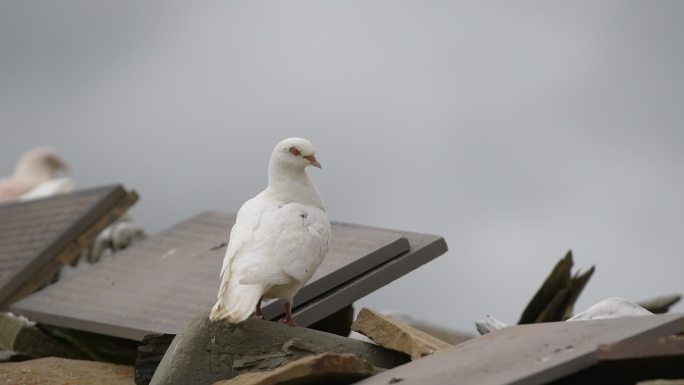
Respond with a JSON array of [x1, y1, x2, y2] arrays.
[[0, 148, 69, 203], [209, 137, 331, 326]]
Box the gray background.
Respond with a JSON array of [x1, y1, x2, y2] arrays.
[[1, 1, 683, 331]]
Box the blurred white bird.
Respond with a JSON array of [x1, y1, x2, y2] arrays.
[[567, 297, 652, 321], [19, 177, 75, 201], [210, 138, 331, 326], [0, 148, 70, 203]]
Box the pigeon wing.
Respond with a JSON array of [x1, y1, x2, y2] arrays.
[[272, 203, 330, 283], [219, 193, 268, 281]]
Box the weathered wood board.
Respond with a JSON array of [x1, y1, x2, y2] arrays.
[[354, 314, 684, 385], [0, 185, 137, 309], [12, 211, 446, 341]]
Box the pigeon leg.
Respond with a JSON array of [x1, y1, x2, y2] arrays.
[[254, 296, 264, 320], [282, 301, 297, 327]]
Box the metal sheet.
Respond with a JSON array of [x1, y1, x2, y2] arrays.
[[11, 211, 422, 340], [0, 185, 136, 308], [354, 314, 684, 385]]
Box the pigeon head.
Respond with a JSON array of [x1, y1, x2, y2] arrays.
[[272, 137, 321, 170], [14, 147, 68, 179]]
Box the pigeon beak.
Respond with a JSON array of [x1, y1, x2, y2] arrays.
[[304, 155, 321, 169]]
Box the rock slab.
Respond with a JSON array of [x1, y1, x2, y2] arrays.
[[213, 352, 376, 385], [149, 309, 409, 385]]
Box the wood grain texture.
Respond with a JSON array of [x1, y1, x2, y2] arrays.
[[352, 307, 451, 359], [0, 185, 137, 308]]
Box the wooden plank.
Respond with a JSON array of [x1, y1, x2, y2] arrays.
[[0, 185, 137, 309], [11, 212, 422, 340], [354, 314, 684, 385], [351, 307, 451, 359], [288, 231, 447, 327]]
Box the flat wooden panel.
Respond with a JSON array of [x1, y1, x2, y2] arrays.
[[354, 314, 684, 385], [291, 231, 447, 326], [12, 211, 415, 340], [0, 185, 136, 308]]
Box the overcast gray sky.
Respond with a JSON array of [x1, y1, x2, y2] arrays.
[[1, 1, 683, 331]]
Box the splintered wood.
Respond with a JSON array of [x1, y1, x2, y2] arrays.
[[351, 308, 451, 359]]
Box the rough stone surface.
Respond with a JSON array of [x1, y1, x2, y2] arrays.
[[213, 353, 376, 385], [0, 357, 134, 385], [352, 308, 451, 359], [149, 309, 409, 385]]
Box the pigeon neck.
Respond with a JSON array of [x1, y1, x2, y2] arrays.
[[267, 162, 325, 209]]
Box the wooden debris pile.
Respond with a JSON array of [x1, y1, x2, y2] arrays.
[[2, 187, 684, 385]]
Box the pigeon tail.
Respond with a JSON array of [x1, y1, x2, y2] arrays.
[[209, 279, 266, 323]]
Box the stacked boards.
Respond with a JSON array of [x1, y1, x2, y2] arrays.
[[12, 211, 447, 340]]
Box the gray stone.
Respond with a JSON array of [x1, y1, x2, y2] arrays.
[[149, 309, 409, 385], [213, 353, 376, 385]]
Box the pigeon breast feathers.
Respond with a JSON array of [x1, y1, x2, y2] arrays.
[[224, 199, 330, 286]]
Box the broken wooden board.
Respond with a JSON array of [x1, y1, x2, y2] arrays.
[[352, 308, 451, 359], [354, 314, 684, 385], [0, 185, 137, 309], [213, 353, 376, 385], [10, 211, 447, 341]]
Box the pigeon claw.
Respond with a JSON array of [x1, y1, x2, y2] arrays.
[[280, 318, 298, 327]]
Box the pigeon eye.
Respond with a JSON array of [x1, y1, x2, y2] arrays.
[[289, 147, 301, 156]]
